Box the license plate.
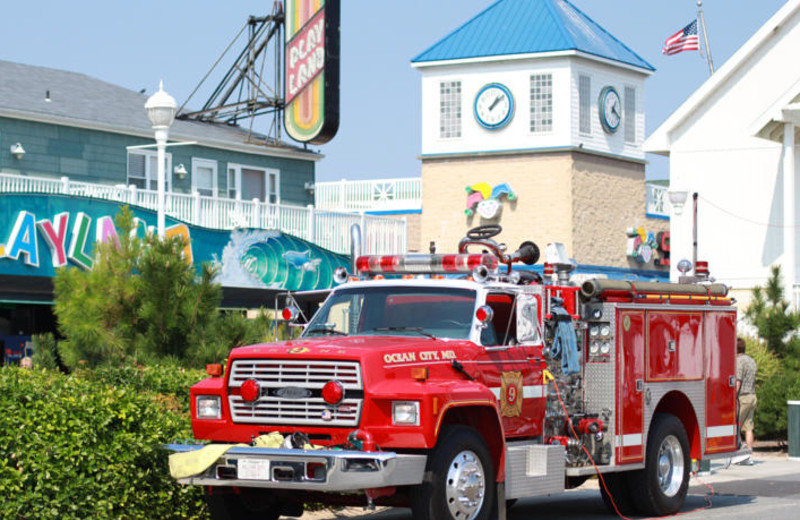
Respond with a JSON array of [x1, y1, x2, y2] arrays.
[[237, 459, 270, 480]]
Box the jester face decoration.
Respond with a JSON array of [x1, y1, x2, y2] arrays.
[[465, 182, 517, 219]]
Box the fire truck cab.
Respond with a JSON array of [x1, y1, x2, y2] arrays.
[[168, 226, 739, 520]]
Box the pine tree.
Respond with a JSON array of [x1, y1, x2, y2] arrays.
[[744, 265, 800, 357], [52, 207, 260, 369]]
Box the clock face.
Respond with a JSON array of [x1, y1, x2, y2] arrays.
[[599, 86, 621, 133], [474, 83, 514, 129]]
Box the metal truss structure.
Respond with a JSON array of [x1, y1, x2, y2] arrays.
[[178, 2, 285, 145]]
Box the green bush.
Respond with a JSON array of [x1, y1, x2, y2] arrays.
[[0, 367, 207, 519], [753, 360, 800, 441]]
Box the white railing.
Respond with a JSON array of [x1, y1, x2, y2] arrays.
[[645, 183, 669, 218], [314, 177, 422, 212], [0, 172, 406, 255]]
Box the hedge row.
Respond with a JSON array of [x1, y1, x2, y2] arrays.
[[0, 366, 208, 520]]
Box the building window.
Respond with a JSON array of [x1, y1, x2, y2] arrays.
[[579, 75, 591, 135], [228, 164, 280, 203], [624, 86, 636, 144], [439, 80, 462, 138], [127, 149, 171, 191], [192, 158, 218, 197], [227, 167, 238, 199], [530, 73, 553, 133]]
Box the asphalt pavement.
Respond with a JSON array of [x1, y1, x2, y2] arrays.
[[301, 448, 800, 520]]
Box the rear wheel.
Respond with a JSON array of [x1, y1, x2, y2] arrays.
[[410, 426, 496, 520], [205, 487, 281, 520], [630, 413, 691, 516]]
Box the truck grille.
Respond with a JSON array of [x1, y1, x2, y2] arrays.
[[228, 359, 363, 427]]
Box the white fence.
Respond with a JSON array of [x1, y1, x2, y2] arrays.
[[0, 173, 406, 255], [315, 177, 422, 212]]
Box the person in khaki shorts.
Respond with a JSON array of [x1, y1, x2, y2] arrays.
[[736, 337, 758, 465]]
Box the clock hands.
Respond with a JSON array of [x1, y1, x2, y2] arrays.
[[488, 94, 503, 111]]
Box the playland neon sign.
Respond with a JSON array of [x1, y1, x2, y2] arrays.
[[0, 210, 192, 270]]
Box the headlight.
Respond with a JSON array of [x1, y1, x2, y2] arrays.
[[196, 395, 221, 419], [589, 341, 600, 355], [589, 326, 599, 337], [600, 325, 611, 337], [600, 341, 611, 355], [392, 401, 420, 426]]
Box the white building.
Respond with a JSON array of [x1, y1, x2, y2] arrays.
[[645, 0, 800, 305]]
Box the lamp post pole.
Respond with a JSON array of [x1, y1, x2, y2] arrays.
[[145, 82, 178, 239], [155, 128, 168, 238]]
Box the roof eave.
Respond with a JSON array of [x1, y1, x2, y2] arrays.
[[0, 108, 321, 162], [412, 49, 654, 75]]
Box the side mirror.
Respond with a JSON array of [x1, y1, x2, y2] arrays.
[[282, 306, 300, 323]]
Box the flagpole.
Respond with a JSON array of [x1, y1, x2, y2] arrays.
[[697, 1, 715, 75]]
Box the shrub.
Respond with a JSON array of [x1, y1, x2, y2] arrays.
[[0, 367, 207, 519], [753, 363, 800, 441], [32, 333, 60, 371]]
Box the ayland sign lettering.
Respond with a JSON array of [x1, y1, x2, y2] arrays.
[[0, 194, 349, 292], [0, 209, 191, 270]]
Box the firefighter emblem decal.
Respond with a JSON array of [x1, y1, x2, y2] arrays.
[[288, 346, 310, 354], [500, 371, 523, 417]]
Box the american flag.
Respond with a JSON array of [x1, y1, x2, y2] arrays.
[[662, 19, 700, 55]]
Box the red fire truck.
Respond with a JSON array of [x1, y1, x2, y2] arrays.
[[168, 226, 740, 520]]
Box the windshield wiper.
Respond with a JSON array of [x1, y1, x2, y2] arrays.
[[306, 325, 347, 336], [371, 327, 435, 339]]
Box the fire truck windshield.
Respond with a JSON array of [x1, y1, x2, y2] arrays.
[[303, 286, 477, 340]]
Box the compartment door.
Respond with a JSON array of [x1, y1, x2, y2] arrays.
[[617, 310, 645, 464], [704, 311, 738, 453]]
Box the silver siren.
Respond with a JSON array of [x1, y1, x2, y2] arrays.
[[333, 267, 349, 284], [472, 264, 490, 282]]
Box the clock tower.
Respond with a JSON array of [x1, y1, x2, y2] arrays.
[[411, 0, 655, 268]]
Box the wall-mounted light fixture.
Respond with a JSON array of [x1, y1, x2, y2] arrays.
[[174, 163, 188, 180], [10, 143, 25, 160], [304, 181, 315, 194], [668, 189, 689, 215]]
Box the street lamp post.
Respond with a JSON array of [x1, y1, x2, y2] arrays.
[[145, 81, 178, 238]]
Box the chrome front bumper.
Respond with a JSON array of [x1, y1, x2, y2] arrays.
[[166, 444, 427, 492]]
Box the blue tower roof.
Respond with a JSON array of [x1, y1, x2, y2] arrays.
[[412, 0, 654, 72]]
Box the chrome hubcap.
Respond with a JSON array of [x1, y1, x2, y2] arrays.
[[445, 450, 486, 520], [657, 434, 684, 497]]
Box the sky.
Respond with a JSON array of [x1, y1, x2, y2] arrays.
[[0, 0, 790, 182]]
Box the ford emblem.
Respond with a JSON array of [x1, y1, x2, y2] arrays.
[[275, 387, 312, 399]]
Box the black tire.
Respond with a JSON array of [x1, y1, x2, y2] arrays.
[[205, 487, 281, 520], [630, 413, 691, 516], [598, 472, 637, 515], [410, 426, 496, 520]]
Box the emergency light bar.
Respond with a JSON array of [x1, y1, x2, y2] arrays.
[[355, 254, 499, 275]]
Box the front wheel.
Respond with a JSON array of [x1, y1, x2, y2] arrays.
[[410, 426, 496, 520], [630, 413, 691, 516]]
